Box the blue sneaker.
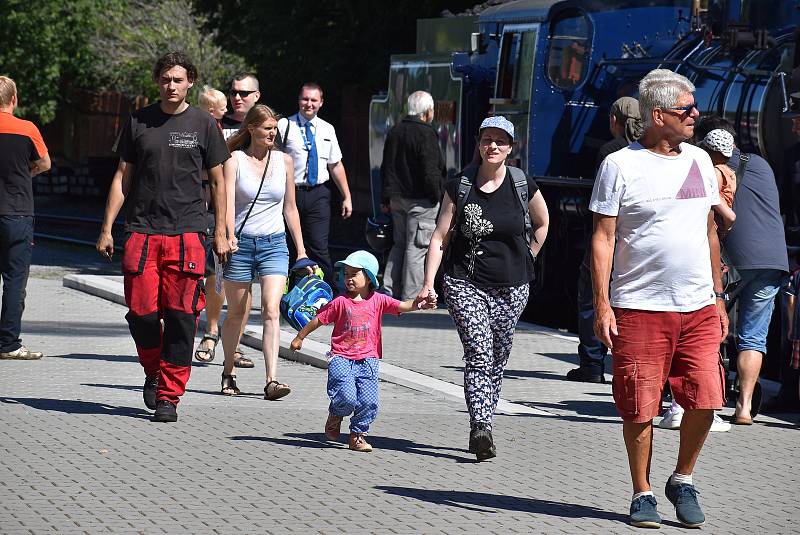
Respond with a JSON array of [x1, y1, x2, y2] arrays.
[[665, 480, 705, 528], [629, 494, 661, 528]]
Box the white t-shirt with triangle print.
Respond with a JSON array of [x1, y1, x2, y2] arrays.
[[590, 142, 719, 312]]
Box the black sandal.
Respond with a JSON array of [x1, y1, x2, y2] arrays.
[[264, 380, 291, 400], [221, 373, 240, 396], [233, 346, 255, 368], [194, 332, 219, 363]]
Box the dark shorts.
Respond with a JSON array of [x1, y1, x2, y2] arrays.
[[204, 212, 216, 277], [610, 304, 725, 423]]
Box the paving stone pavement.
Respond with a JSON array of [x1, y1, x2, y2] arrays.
[[0, 248, 797, 534]]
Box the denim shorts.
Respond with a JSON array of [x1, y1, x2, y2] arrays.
[[223, 232, 289, 282], [736, 268, 784, 353]]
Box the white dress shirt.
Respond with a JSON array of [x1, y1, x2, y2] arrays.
[[277, 113, 343, 186]]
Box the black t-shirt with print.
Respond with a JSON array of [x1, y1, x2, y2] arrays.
[[114, 103, 230, 235], [444, 167, 539, 287]]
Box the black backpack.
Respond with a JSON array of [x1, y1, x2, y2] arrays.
[[449, 164, 532, 242]]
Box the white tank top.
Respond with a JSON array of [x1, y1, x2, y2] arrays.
[[233, 149, 287, 236]]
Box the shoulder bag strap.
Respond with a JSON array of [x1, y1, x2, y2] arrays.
[[730, 152, 749, 211], [235, 149, 272, 239]]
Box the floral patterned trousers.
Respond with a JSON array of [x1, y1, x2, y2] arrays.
[[443, 274, 529, 430]]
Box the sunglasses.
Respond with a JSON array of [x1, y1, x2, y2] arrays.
[[229, 89, 257, 98], [664, 102, 698, 114]]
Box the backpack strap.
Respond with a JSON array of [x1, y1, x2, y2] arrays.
[[730, 151, 750, 212], [508, 166, 532, 240], [449, 166, 477, 235]]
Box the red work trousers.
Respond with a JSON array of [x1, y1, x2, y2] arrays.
[[122, 232, 206, 404]]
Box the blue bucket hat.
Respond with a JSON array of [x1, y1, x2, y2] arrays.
[[335, 250, 379, 288], [479, 116, 515, 141]]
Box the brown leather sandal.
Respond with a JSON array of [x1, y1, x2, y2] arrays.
[[221, 373, 240, 396], [264, 380, 291, 400], [233, 346, 254, 368]]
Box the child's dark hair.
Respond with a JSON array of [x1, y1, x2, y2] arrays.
[[153, 51, 198, 82]]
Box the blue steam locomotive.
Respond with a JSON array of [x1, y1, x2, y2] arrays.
[[369, 0, 799, 330]]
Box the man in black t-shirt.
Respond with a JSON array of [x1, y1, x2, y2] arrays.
[[97, 51, 232, 423]]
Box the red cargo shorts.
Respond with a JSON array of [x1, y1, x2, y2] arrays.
[[610, 304, 725, 423]]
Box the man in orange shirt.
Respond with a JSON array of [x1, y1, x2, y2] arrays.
[[0, 76, 51, 360]]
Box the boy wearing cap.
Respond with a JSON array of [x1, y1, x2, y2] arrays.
[[290, 250, 436, 452]]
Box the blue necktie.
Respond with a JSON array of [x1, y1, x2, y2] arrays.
[[304, 121, 318, 186]]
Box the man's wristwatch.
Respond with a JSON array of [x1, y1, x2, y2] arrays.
[[714, 291, 730, 301]]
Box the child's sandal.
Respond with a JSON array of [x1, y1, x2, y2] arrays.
[[221, 373, 240, 396], [264, 380, 291, 400]]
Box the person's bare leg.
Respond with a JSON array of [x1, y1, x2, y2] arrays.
[[734, 350, 763, 420], [260, 275, 287, 383], [237, 287, 254, 346], [675, 409, 713, 475], [220, 281, 250, 377], [623, 421, 654, 493], [200, 274, 225, 351]]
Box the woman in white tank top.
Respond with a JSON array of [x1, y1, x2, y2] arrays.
[[220, 104, 312, 400]]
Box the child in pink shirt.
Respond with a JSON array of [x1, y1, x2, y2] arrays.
[[290, 250, 435, 452]]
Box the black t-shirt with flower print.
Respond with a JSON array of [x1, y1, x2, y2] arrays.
[[444, 167, 539, 287]]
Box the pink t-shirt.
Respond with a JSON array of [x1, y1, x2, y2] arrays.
[[315, 292, 401, 360]]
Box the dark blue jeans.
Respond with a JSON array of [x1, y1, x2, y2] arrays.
[[0, 216, 34, 353], [577, 245, 608, 373], [291, 182, 333, 287]]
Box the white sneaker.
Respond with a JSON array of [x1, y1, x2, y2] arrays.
[[658, 406, 684, 429], [710, 412, 731, 432]]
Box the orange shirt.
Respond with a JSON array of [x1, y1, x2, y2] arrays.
[[715, 163, 736, 209]]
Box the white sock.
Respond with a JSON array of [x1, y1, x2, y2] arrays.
[[632, 490, 654, 501], [670, 472, 693, 486]]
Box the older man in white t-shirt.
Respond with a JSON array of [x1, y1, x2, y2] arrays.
[[590, 69, 728, 529]]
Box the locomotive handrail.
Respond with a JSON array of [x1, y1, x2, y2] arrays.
[[596, 57, 782, 79]]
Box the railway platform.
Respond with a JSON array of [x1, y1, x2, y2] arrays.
[[0, 242, 797, 534]]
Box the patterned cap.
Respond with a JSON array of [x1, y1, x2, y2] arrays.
[[701, 129, 734, 158], [479, 116, 515, 141]]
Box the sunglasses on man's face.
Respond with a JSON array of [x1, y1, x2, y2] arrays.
[[229, 90, 257, 98], [664, 102, 698, 115]]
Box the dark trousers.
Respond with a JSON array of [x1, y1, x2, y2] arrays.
[[577, 245, 608, 373], [291, 183, 334, 287], [0, 216, 34, 353], [122, 232, 206, 404]]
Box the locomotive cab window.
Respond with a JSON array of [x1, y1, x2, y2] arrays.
[[496, 28, 537, 101], [547, 10, 592, 90]]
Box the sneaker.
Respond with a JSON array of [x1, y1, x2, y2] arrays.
[[470, 422, 496, 461], [0, 346, 43, 360], [629, 494, 661, 528], [152, 400, 178, 423], [325, 414, 343, 441], [664, 480, 705, 528], [348, 432, 372, 452], [565, 366, 605, 384], [658, 406, 684, 429], [710, 412, 731, 432], [143, 374, 158, 410]]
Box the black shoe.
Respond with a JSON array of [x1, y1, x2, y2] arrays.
[[143, 374, 158, 410], [152, 400, 177, 422], [566, 367, 605, 384], [470, 423, 496, 461]]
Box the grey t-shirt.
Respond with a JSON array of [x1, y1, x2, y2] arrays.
[[723, 149, 789, 272]]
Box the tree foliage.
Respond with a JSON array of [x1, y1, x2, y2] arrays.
[[0, 0, 110, 123], [89, 0, 250, 103]]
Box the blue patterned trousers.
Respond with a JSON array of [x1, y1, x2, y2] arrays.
[[327, 356, 380, 433], [443, 275, 529, 430]]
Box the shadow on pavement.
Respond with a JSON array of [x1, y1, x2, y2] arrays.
[[20, 321, 130, 337], [374, 486, 629, 522], [56, 353, 139, 363], [0, 397, 150, 419], [502, 407, 622, 425], [441, 365, 570, 382], [231, 432, 472, 461], [524, 399, 620, 418]]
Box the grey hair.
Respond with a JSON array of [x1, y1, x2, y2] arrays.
[[407, 90, 434, 116], [638, 69, 695, 127]]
